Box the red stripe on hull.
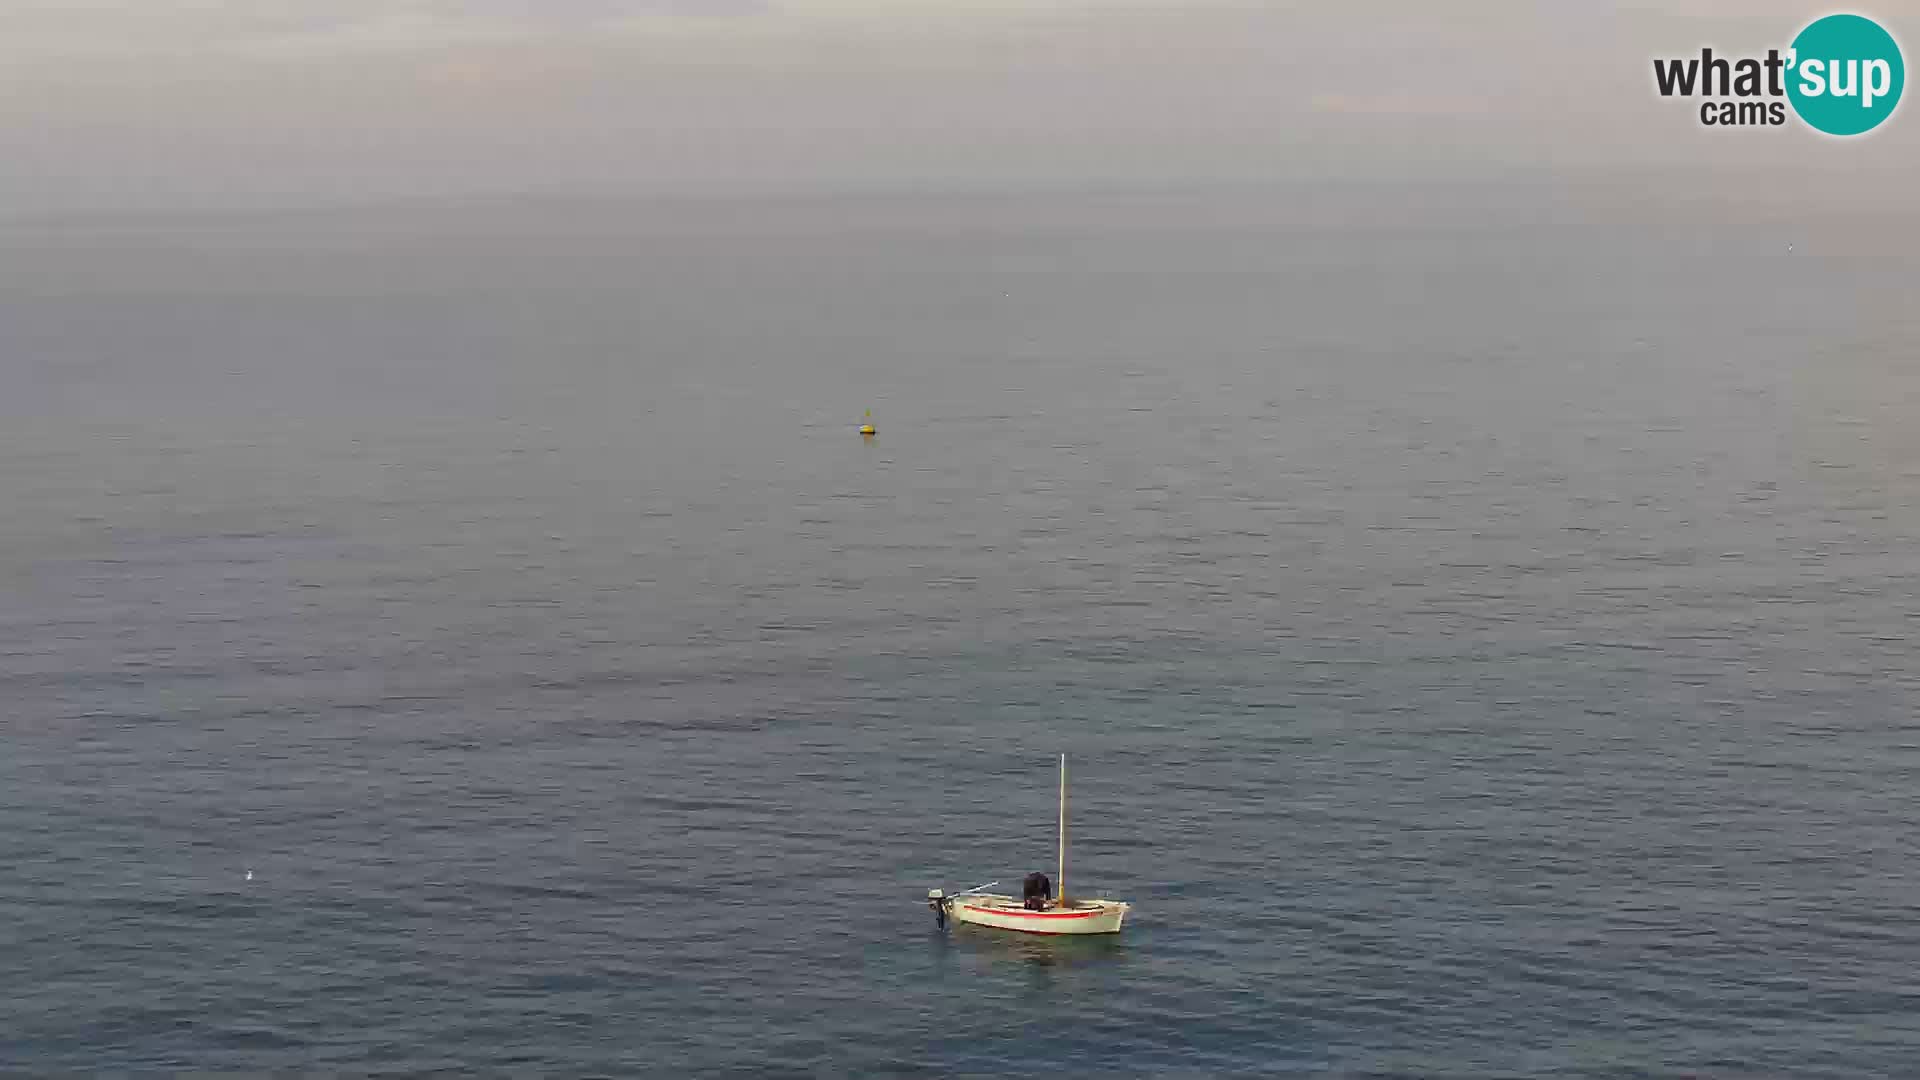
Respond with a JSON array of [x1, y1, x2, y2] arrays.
[[958, 904, 1104, 920]]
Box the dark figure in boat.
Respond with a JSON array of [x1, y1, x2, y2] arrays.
[[1022, 872, 1053, 910]]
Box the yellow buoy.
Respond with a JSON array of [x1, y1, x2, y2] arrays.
[[859, 409, 875, 437]]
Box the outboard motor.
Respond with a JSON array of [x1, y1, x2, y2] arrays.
[[1022, 872, 1052, 911], [927, 889, 947, 928]]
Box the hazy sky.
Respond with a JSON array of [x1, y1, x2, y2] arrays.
[[1, 1, 1913, 213]]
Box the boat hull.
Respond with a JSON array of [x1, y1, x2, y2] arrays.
[[945, 894, 1129, 935]]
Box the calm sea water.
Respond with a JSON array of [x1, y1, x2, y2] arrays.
[[3, 185, 1919, 1076]]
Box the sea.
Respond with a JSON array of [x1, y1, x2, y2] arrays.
[[3, 180, 1918, 1076]]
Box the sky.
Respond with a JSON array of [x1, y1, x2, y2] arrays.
[[1, 0, 1914, 214]]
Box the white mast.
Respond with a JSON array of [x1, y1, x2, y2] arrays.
[[1057, 753, 1067, 908]]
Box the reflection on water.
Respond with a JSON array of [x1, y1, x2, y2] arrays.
[[951, 926, 1129, 971]]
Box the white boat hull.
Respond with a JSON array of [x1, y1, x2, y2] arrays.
[[944, 893, 1130, 935]]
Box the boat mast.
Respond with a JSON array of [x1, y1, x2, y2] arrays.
[[1057, 753, 1067, 908]]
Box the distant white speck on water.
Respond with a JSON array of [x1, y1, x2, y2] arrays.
[[245, 870, 253, 881]]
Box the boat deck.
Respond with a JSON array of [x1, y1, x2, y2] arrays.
[[959, 895, 1110, 913]]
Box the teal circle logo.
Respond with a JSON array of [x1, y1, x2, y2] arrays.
[[1787, 14, 1904, 135]]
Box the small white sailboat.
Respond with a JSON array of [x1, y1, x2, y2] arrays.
[[926, 754, 1131, 935]]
